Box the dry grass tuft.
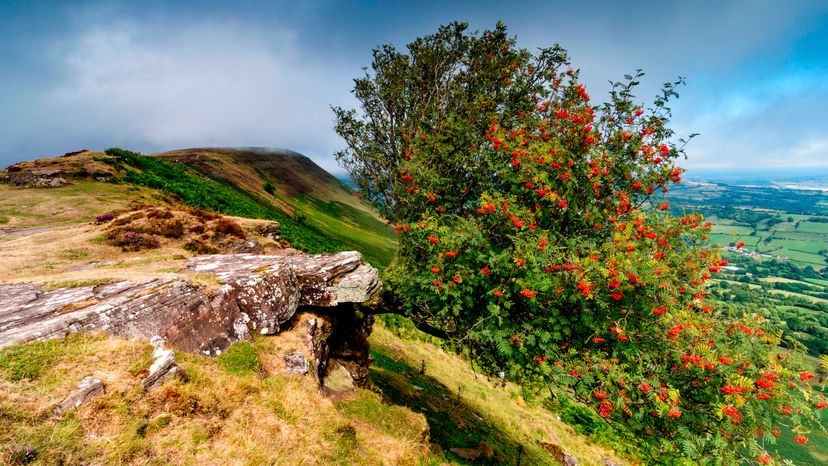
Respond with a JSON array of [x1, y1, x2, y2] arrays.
[[102, 206, 256, 254]]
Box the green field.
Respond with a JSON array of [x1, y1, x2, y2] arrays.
[[689, 184, 828, 266], [672, 181, 828, 360], [673, 193, 828, 270]]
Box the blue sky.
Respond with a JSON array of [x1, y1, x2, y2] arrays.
[[1, 0, 826, 176]]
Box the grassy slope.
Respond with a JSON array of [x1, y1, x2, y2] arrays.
[[1, 147, 396, 266], [153, 148, 397, 267], [774, 384, 828, 466], [0, 324, 625, 465], [0, 177, 279, 287], [105, 148, 349, 256], [369, 326, 627, 465]]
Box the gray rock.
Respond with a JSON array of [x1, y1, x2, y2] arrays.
[[322, 361, 355, 394], [53, 376, 104, 416], [2, 169, 68, 187], [283, 350, 309, 375], [141, 346, 182, 391]]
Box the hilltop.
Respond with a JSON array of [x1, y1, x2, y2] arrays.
[[154, 148, 396, 266]]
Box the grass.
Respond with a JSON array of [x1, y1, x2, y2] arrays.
[[805, 277, 828, 287], [3, 148, 397, 268], [0, 322, 627, 465], [292, 195, 397, 267], [152, 147, 398, 268], [40, 278, 113, 291], [768, 289, 828, 304], [368, 324, 626, 465], [0, 179, 161, 231], [798, 222, 828, 234], [773, 385, 828, 465], [0, 331, 432, 465], [758, 276, 820, 287], [216, 342, 261, 376], [711, 224, 754, 236], [0, 339, 66, 381]]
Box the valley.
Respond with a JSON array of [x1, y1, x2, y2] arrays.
[[669, 177, 828, 464]]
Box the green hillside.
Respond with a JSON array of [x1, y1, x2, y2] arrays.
[[153, 148, 397, 267]]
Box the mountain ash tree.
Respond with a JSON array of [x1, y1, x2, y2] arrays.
[[333, 22, 824, 463]]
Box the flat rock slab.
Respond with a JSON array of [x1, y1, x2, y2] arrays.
[[187, 251, 380, 308], [54, 376, 104, 416], [0, 251, 380, 356]]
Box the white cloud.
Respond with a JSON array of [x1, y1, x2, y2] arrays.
[[674, 70, 828, 170], [41, 19, 356, 174]]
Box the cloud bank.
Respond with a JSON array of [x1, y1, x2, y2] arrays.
[[0, 0, 826, 176]]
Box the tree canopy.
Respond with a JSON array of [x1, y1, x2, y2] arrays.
[[333, 22, 824, 463]]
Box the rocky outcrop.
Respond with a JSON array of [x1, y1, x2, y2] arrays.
[[0, 252, 380, 389], [255, 222, 281, 241], [53, 376, 104, 416], [1, 169, 68, 187]]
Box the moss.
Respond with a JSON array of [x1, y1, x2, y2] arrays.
[[0, 339, 65, 381], [216, 342, 261, 376]]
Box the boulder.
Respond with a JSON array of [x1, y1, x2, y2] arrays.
[[53, 376, 104, 416], [322, 361, 355, 394]]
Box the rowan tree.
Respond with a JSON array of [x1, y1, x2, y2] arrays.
[[333, 22, 824, 463]]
